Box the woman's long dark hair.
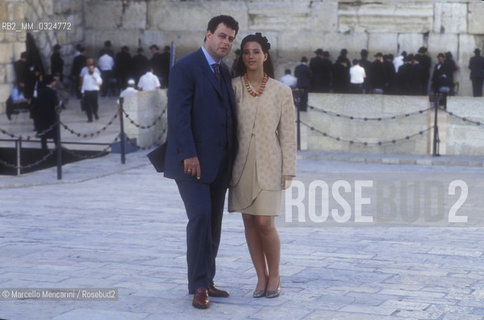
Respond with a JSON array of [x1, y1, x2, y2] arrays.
[[234, 33, 274, 78]]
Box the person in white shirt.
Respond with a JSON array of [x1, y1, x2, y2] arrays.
[[79, 58, 101, 79], [280, 69, 297, 89], [137, 65, 161, 91], [393, 51, 407, 72], [349, 59, 366, 94], [81, 64, 103, 122], [98, 53, 115, 97], [117, 79, 138, 104]]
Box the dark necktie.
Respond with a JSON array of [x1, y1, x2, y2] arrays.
[[212, 63, 221, 82]]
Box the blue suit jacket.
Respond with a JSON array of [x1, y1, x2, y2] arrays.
[[164, 48, 236, 184]]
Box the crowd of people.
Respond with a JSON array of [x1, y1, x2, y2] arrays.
[[7, 41, 172, 147], [279, 46, 484, 110]]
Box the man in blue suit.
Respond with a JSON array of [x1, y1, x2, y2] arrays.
[[164, 15, 239, 309]]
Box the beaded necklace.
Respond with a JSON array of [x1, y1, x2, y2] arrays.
[[244, 73, 268, 97]]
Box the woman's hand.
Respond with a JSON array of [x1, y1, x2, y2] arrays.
[[281, 175, 293, 189]]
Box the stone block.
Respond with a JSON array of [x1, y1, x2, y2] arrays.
[[368, 33, 398, 54], [121, 1, 146, 30], [0, 83, 12, 104], [321, 32, 369, 59], [147, 1, 247, 32], [4, 30, 17, 42], [0, 65, 5, 83], [86, 1, 122, 30], [468, 3, 484, 34], [397, 34, 425, 54], [339, 3, 433, 33], [17, 31, 26, 42], [0, 43, 14, 64], [247, 1, 315, 32], [123, 89, 167, 148], [5, 63, 14, 82], [85, 29, 141, 54], [0, 1, 7, 21], [13, 2, 24, 20], [307, 1, 338, 33], [428, 33, 458, 57], [13, 41, 25, 59], [434, 3, 467, 34], [40, 0, 54, 16]]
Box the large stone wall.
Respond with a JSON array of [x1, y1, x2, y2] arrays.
[[81, 0, 484, 97]]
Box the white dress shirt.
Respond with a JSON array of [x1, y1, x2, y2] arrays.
[[117, 87, 138, 104], [98, 54, 114, 71], [80, 66, 101, 78], [137, 72, 160, 91], [280, 74, 298, 88], [350, 65, 366, 84], [393, 55, 404, 72], [81, 72, 103, 93]]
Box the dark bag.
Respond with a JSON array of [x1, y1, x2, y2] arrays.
[[80, 98, 86, 111], [147, 142, 167, 172]]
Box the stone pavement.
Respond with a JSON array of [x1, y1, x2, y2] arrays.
[[0, 147, 483, 320]]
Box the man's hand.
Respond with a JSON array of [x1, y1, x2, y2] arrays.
[[184, 157, 201, 180]]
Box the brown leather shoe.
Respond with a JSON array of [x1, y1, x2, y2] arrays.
[[208, 284, 230, 298], [192, 288, 209, 309]]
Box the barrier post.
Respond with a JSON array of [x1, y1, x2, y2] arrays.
[[432, 94, 440, 157], [16, 136, 21, 176], [56, 110, 62, 180], [119, 97, 126, 164]]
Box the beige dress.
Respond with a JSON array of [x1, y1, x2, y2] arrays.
[[228, 77, 296, 216], [228, 132, 282, 215]]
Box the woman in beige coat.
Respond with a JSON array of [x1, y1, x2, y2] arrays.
[[229, 33, 296, 298]]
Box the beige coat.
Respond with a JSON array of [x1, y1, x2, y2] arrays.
[[231, 76, 297, 190]]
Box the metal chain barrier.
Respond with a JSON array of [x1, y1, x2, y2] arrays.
[[122, 108, 166, 129], [60, 112, 119, 138], [63, 136, 121, 160], [308, 105, 432, 121], [0, 121, 60, 140], [438, 107, 483, 126], [125, 128, 167, 151], [0, 148, 56, 170], [300, 120, 433, 146]]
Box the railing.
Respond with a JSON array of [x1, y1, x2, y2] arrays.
[[0, 99, 167, 180]]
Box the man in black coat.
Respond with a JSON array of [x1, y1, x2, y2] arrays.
[[332, 57, 349, 93], [70, 47, 87, 98], [415, 47, 431, 95], [50, 44, 64, 81], [370, 52, 386, 94], [431, 53, 453, 94], [469, 48, 484, 97], [310, 48, 329, 92], [359, 49, 372, 93], [383, 54, 396, 94], [396, 55, 413, 95], [115, 46, 132, 90], [294, 56, 311, 111], [132, 48, 149, 83], [14, 52, 29, 87], [159, 45, 171, 88], [36, 75, 59, 150]]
